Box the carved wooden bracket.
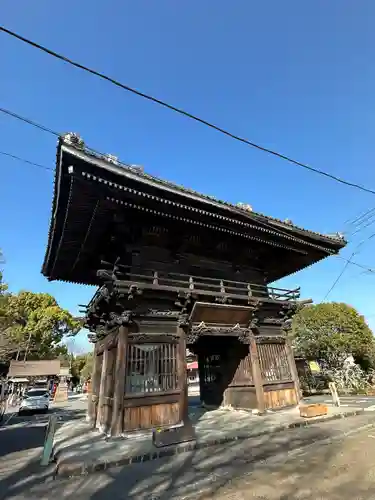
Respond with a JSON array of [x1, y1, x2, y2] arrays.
[[177, 313, 190, 329], [108, 310, 133, 327], [139, 309, 180, 320], [255, 335, 286, 344], [175, 292, 195, 316], [278, 303, 298, 331], [248, 299, 261, 331], [186, 330, 201, 345], [128, 333, 180, 343], [186, 321, 253, 345], [237, 329, 253, 344], [262, 317, 285, 326]]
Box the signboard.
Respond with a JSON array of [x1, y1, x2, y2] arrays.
[[309, 361, 321, 373]]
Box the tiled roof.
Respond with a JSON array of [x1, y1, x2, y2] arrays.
[[63, 137, 346, 247], [8, 360, 61, 377]]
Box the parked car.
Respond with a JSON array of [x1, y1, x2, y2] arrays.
[[18, 388, 50, 415]]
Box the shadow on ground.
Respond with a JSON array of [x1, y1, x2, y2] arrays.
[[0, 424, 45, 457], [2, 417, 370, 500]]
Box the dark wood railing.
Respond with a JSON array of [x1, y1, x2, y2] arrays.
[[101, 264, 300, 303]]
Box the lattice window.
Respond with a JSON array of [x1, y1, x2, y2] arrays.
[[230, 355, 253, 385], [258, 343, 292, 382], [125, 344, 178, 395]]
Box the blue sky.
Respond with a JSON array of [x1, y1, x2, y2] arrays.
[[2, 1, 375, 352]]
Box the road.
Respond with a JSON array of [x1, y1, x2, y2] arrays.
[[0, 409, 375, 499], [2, 394, 375, 499], [0, 394, 87, 500]]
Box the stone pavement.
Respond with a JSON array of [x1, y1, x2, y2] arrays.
[[201, 417, 375, 499], [54, 403, 365, 477], [4, 411, 375, 499]]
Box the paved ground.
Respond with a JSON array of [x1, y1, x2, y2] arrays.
[[0, 395, 88, 500], [2, 411, 375, 499], [200, 420, 375, 499], [2, 394, 375, 499], [304, 394, 375, 410]]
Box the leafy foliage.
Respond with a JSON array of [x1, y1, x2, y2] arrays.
[[79, 352, 93, 381], [0, 249, 82, 363], [292, 302, 375, 370], [1, 291, 81, 361]]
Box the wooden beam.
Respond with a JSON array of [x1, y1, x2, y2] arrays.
[[285, 337, 301, 403], [111, 325, 128, 436], [177, 325, 189, 422], [87, 343, 102, 427], [96, 347, 109, 432], [249, 336, 265, 413], [102, 348, 116, 432], [96, 330, 118, 354]]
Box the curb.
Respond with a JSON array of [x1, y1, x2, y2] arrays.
[[54, 408, 365, 478]]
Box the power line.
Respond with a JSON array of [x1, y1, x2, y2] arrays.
[[0, 151, 53, 172], [0, 105, 356, 257], [322, 230, 375, 300], [322, 252, 355, 302], [4, 141, 375, 277], [336, 255, 375, 274], [0, 106, 59, 136], [2, 26, 375, 197], [0, 106, 340, 251]]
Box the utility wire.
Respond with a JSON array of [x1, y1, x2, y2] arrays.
[[2, 26, 375, 196], [0, 105, 339, 251], [2, 146, 375, 276], [322, 253, 355, 302], [335, 255, 375, 274], [322, 229, 375, 301], [0, 106, 59, 137], [0, 105, 362, 262], [0, 151, 53, 172]]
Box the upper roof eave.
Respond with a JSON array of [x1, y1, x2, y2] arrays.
[[59, 141, 347, 250]]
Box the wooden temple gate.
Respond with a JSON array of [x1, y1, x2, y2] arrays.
[[86, 294, 301, 436], [42, 135, 346, 437]]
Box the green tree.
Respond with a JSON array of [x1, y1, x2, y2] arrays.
[[68, 353, 89, 384], [0, 259, 18, 360], [1, 291, 81, 361], [292, 302, 375, 370], [80, 352, 94, 381]]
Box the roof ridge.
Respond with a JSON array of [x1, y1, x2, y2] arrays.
[[59, 135, 346, 245]]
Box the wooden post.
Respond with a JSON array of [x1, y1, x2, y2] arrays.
[[285, 337, 301, 403], [249, 336, 265, 413], [111, 326, 128, 436], [41, 415, 57, 466], [96, 348, 109, 431], [87, 343, 102, 427], [329, 382, 340, 407], [102, 348, 116, 432], [178, 325, 189, 422]]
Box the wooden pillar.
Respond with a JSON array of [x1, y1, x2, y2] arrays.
[[249, 336, 265, 413], [285, 337, 301, 403], [102, 348, 116, 432], [87, 343, 101, 426], [96, 348, 109, 431], [178, 325, 189, 422], [197, 351, 205, 404], [111, 326, 128, 436]]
